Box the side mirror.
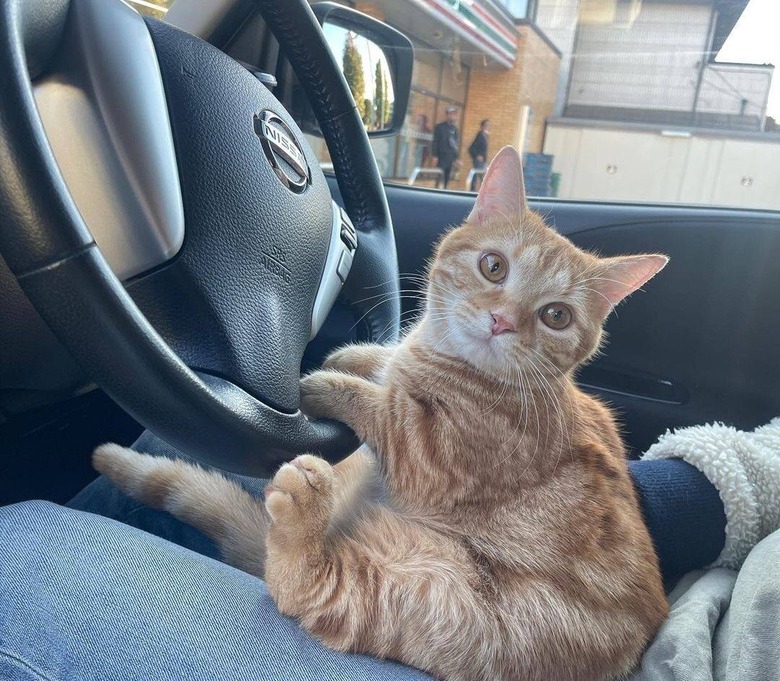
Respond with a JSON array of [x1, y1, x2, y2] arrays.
[[304, 3, 414, 138]]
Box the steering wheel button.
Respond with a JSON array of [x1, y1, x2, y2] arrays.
[[340, 228, 357, 250], [340, 209, 357, 235], [337, 249, 353, 283]]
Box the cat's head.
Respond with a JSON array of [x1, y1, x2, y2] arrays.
[[425, 146, 667, 379]]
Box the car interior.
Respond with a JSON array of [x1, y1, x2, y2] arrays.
[[1, 0, 778, 542]]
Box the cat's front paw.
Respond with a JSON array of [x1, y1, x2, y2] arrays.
[[322, 346, 360, 374], [299, 371, 340, 420], [265, 454, 335, 539]]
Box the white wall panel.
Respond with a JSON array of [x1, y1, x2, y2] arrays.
[[544, 123, 780, 209]]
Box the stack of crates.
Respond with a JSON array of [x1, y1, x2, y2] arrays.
[[522, 153, 554, 198]]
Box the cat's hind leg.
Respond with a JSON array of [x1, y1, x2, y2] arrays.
[[93, 444, 268, 577], [264, 456, 493, 680]]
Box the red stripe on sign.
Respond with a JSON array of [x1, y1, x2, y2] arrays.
[[420, 0, 515, 63], [468, 1, 517, 44]]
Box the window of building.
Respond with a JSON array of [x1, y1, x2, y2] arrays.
[[494, 0, 534, 20], [387, 40, 470, 186]]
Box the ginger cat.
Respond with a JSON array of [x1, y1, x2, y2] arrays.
[[95, 146, 669, 681]]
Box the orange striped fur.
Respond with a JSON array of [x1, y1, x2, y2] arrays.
[[95, 147, 668, 680]]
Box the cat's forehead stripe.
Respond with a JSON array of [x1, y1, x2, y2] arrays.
[[514, 245, 541, 274], [551, 268, 571, 290]]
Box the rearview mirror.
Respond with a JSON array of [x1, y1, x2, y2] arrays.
[[306, 3, 414, 137]]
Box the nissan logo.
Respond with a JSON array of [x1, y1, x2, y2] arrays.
[[254, 111, 310, 193]]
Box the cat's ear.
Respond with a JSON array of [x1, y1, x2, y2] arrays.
[[593, 254, 669, 316], [467, 146, 527, 226]]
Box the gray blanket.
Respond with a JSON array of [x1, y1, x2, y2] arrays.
[[631, 529, 780, 680]]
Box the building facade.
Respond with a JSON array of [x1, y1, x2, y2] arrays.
[[563, 0, 772, 129], [349, 0, 562, 186], [542, 0, 780, 208]]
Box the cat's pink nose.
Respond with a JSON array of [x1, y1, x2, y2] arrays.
[[491, 312, 516, 335]]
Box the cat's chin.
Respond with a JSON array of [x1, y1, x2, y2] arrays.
[[417, 317, 525, 381], [450, 334, 522, 381]]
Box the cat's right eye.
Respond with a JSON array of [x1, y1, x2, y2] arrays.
[[539, 303, 573, 330], [479, 253, 507, 283]]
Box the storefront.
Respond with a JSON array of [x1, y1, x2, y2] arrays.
[[356, 0, 560, 187], [390, 37, 471, 180]]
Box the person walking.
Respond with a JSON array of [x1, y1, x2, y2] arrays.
[[431, 106, 460, 188], [468, 119, 490, 191]]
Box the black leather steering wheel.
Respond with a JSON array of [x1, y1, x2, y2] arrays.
[[0, 0, 401, 474]]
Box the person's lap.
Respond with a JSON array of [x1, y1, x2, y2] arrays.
[[0, 429, 733, 680], [0, 432, 434, 681]]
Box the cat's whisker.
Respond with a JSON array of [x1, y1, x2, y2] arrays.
[[493, 363, 535, 471], [351, 289, 434, 305], [578, 286, 615, 311], [525, 355, 567, 479], [480, 363, 510, 416], [348, 293, 440, 334], [513, 363, 532, 458], [526, 354, 579, 467], [426, 277, 464, 299], [526, 349, 572, 417], [382, 308, 419, 330], [359, 273, 430, 290], [374, 306, 448, 342]]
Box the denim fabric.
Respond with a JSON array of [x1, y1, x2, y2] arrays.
[[0, 500, 434, 680], [2, 431, 728, 680], [67, 431, 233, 561]]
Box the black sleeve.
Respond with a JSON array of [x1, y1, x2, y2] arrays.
[[474, 132, 487, 158], [468, 133, 481, 159]]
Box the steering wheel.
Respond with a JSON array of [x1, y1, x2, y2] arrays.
[[0, 0, 401, 474]]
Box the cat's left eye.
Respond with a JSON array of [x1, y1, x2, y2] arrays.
[[479, 253, 507, 283], [539, 303, 573, 330]]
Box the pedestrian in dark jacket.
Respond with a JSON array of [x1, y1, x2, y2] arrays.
[[431, 106, 460, 188], [468, 119, 490, 191]]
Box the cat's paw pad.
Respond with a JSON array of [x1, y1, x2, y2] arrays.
[[265, 454, 335, 526], [299, 372, 338, 419]]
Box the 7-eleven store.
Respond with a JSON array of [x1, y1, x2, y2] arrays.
[[353, 0, 561, 186]]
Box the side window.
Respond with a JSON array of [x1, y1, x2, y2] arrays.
[[315, 0, 779, 211]]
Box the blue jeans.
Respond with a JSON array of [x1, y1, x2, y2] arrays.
[[0, 431, 434, 681], [0, 432, 725, 679]]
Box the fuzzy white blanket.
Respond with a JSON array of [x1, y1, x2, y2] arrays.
[[631, 418, 780, 681], [642, 417, 780, 568]]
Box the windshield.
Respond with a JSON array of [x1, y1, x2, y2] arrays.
[[133, 0, 780, 211], [336, 0, 780, 210]]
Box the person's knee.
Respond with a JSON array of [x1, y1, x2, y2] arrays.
[[0, 500, 131, 565], [0, 501, 84, 590], [0, 499, 72, 530]]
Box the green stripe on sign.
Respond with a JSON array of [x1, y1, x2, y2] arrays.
[[441, 0, 517, 57]]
